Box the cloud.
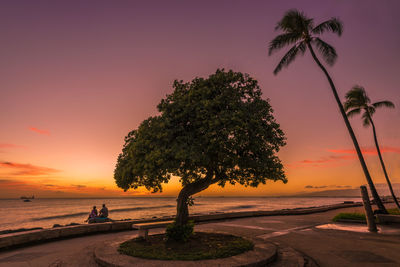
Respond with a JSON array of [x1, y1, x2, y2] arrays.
[[328, 147, 400, 156], [0, 179, 24, 185], [292, 154, 356, 168], [0, 179, 38, 191], [305, 185, 328, 189], [29, 127, 50, 136], [335, 185, 352, 188], [0, 161, 59, 176], [300, 154, 355, 164], [305, 185, 352, 189], [0, 178, 146, 198], [0, 143, 26, 153], [71, 184, 86, 189], [290, 146, 400, 169], [0, 143, 25, 149]]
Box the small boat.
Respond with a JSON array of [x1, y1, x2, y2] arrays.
[[23, 199, 31, 202], [21, 195, 34, 200]]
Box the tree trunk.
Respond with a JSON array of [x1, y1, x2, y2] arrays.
[[370, 118, 400, 209], [176, 190, 190, 226], [175, 171, 215, 226], [307, 43, 387, 213]]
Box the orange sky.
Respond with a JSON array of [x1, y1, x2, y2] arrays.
[[1, 1, 399, 198]]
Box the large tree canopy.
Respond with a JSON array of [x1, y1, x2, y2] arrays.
[[114, 69, 286, 224]]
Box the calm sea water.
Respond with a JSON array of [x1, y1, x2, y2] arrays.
[[0, 197, 361, 231]]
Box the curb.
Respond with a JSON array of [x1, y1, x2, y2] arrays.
[[334, 219, 366, 224], [93, 237, 277, 267]]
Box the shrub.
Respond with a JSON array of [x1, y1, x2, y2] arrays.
[[119, 232, 254, 260], [166, 220, 194, 242], [333, 212, 366, 222], [388, 208, 400, 215]]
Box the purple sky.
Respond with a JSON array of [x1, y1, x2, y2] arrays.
[[0, 0, 399, 197]]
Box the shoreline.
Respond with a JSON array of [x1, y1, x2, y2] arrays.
[[4, 198, 397, 235], [1, 201, 364, 235], [0, 201, 367, 251], [1, 197, 367, 232]]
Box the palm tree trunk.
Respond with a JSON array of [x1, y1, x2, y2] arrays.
[[369, 118, 400, 209], [306, 43, 387, 213]]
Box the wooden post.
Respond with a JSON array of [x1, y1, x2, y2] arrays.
[[360, 185, 377, 232]]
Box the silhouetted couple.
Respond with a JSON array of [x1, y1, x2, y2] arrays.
[[88, 204, 108, 220]]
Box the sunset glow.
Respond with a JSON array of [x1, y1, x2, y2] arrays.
[[1, 1, 399, 198]]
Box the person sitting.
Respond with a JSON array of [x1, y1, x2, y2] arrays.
[[88, 206, 98, 220], [99, 204, 108, 218]]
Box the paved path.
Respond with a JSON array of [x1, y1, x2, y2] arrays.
[[0, 205, 399, 266], [198, 205, 400, 267]]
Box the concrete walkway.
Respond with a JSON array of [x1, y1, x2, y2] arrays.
[[0, 205, 399, 266], [198, 205, 400, 267]]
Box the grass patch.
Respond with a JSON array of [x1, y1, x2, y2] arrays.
[[388, 208, 400, 215], [118, 232, 254, 261], [333, 212, 366, 222], [333, 209, 400, 222]]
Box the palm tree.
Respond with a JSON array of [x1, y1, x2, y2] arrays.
[[268, 9, 387, 213], [344, 86, 399, 209]]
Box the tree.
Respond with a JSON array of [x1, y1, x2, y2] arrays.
[[344, 86, 399, 209], [114, 69, 287, 226], [268, 9, 387, 213]]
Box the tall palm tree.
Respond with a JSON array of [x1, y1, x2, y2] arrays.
[[268, 9, 387, 213], [344, 86, 399, 209]]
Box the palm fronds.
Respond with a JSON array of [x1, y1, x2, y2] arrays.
[[361, 112, 371, 126], [373, 101, 395, 109], [346, 108, 361, 118], [275, 9, 313, 33], [344, 85, 394, 127], [345, 86, 370, 104], [312, 18, 343, 36], [268, 32, 302, 55], [273, 42, 306, 75], [312, 37, 337, 65], [269, 9, 341, 73]]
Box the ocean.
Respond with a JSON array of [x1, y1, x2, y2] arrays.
[[0, 197, 361, 232]]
